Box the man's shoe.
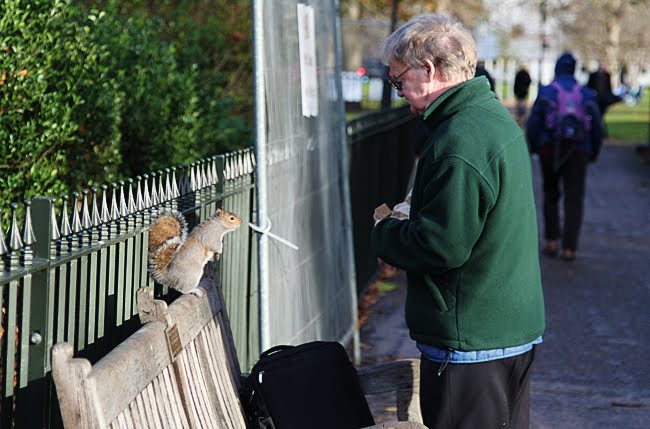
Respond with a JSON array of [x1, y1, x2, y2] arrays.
[[561, 249, 576, 261], [542, 241, 559, 257]]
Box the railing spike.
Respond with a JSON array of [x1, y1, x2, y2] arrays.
[[9, 202, 24, 251], [21, 200, 34, 265], [91, 187, 101, 227], [127, 178, 137, 215], [118, 180, 128, 217], [199, 161, 207, 192], [204, 160, 214, 187], [225, 155, 233, 181], [98, 185, 110, 240], [59, 194, 72, 237], [157, 171, 166, 203], [136, 176, 145, 211], [22, 200, 36, 247], [232, 152, 238, 178], [100, 184, 111, 224], [49, 197, 60, 241], [237, 151, 244, 177], [164, 169, 173, 202], [232, 153, 238, 179], [192, 161, 203, 192], [71, 192, 82, 234], [110, 183, 120, 221], [0, 218, 8, 256], [211, 157, 219, 186], [190, 163, 197, 192], [243, 151, 251, 174], [142, 174, 153, 208], [81, 189, 92, 230], [151, 171, 160, 207], [200, 160, 208, 189], [170, 168, 180, 198]]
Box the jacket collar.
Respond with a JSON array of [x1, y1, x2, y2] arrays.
[[421, 76, 494, 132]]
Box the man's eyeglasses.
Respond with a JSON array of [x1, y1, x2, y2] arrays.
[[388, 68, 411, 91]]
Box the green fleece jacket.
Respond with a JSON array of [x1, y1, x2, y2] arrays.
[[372, 77, 545, 351]]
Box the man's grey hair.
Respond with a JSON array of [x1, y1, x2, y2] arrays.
[[380, 14, 477, 82]]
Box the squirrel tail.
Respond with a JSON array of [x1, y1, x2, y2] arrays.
[[147, 210, 188, 282]]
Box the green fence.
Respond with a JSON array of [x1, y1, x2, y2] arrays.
[[0, 106, 418, 428], [0, 149, 256, 428]]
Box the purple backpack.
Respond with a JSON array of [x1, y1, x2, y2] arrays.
[[546, 81, 591, 144]]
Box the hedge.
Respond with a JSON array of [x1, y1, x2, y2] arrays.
[[0, 0, 253, 230]]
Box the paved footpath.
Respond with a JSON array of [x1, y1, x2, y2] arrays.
[[359, 141, 650, 428]]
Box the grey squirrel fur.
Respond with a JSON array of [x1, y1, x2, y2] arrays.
[[147, 208, 243, 296]]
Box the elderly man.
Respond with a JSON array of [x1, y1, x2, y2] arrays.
[[372, 14, 545, 429]]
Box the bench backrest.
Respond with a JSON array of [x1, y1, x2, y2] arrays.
[[51, 276, 248, 428]]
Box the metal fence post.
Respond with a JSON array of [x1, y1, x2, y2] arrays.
[[13, 197, 53, 428], [28, 198, 53, 380]]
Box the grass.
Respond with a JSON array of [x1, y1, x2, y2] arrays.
[[605, 92, 650, 143], [605, 100, 650, 143]]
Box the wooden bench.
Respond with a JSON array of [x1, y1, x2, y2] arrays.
[[51, 274, 425, 428]]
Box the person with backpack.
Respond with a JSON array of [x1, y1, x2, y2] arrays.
[[526, 52, 604, 261]]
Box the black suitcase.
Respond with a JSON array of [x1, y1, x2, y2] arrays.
[[241, 341, 375, 429]]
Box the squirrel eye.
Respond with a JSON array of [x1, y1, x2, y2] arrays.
[[229, 216, 235, 221]]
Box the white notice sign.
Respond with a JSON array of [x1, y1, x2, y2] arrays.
[[297, 4, 318, 117]]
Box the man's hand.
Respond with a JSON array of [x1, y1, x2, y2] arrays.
[[391, 201, 410, 219], [374, 203, 392, 225]]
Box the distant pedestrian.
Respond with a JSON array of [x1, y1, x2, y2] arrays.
[[587, 62, 621, 116], [373, 14, 545, 429], [475, 59, 497, 96], [526, 52, 604, 261], [514, 64, 532, 123]]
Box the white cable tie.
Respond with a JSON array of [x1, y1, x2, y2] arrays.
[[248, 218, 299, 250]]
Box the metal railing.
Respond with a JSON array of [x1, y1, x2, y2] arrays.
[[0, 148, 256, 428], [0, 106, 419, 428], [347, 105, 421, 291]]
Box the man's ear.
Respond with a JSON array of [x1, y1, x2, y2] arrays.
[[423, 58, 436, 81]]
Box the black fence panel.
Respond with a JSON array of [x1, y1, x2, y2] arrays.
[[347, 106, 422, 293]]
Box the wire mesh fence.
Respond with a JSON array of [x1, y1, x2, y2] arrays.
[[254, 0, 358, 351]]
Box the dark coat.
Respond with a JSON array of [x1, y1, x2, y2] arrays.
[[587, 69, 621, 114], [514, 68, 532, 99]]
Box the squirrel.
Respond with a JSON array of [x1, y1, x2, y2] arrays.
[[147, 208, 243, 296]]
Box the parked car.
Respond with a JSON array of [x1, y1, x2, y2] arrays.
[[357, 59, 388, 79]]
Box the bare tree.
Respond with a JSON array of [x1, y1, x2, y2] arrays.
[[551, 0, 650, 84], [339, 0, 487, 69]]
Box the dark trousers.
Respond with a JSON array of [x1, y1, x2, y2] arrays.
[[539, 153, 588, 250], [420, 348, 535, 429]]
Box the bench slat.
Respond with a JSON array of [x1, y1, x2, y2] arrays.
[[161, 365, 189, 428], [53, 275, 425, 428], [200, 322, 247, 428], [182, 345, 213, 428]]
